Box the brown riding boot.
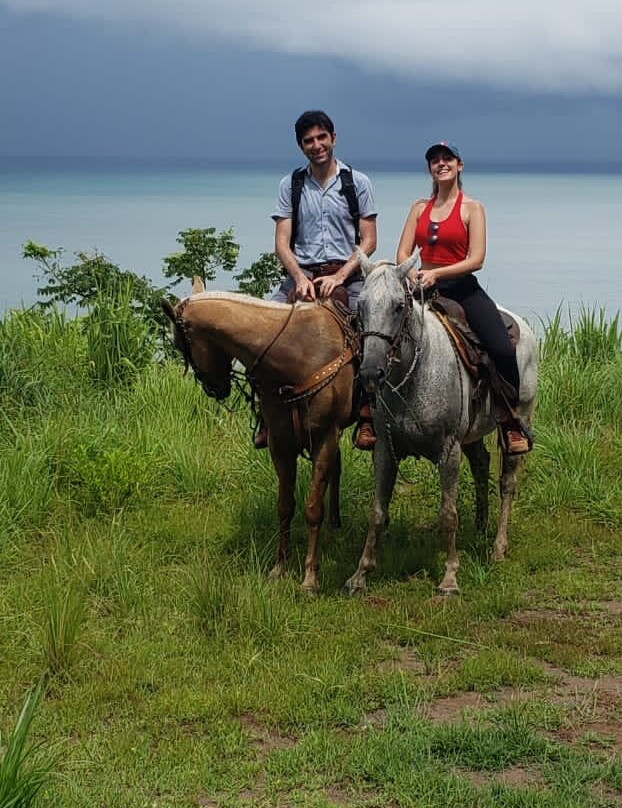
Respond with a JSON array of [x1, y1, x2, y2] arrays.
[[499, 419, 531, 455], [354, 405, 376, 451]]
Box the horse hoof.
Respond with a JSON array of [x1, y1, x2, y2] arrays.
[[437, 586, 460, 597], [342, 579, 365, 597]]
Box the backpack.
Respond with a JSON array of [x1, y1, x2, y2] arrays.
[[289, 165, 361, 251]]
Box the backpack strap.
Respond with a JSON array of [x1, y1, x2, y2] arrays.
[[289, 167, 306, 251], [338, 165, 361, 245], [289, 164, 361, 251]]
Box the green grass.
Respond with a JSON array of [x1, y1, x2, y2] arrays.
[[0, 681, 60, 807], [0, 302, 620, 807]]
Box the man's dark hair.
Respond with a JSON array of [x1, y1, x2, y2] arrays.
[[294, 110, 335, 145]]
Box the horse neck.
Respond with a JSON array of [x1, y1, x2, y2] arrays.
[[253, 304, 344, 380], [188, 298, 342, 378]]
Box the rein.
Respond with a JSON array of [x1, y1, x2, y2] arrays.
[[364, 280, 428, 484], [246, 303, 297, 381], [360, 279, 426, 389]]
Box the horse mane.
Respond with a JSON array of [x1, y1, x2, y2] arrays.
[[187, 290, 311, 311]]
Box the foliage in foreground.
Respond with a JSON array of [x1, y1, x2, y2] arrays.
[[0, 300, 620, 807], [0, 681, 58, 808]]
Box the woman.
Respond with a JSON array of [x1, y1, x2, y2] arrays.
[[396, 140, 531, 455]]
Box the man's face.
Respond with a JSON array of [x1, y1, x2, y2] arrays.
[[299, 125, 336, 166]]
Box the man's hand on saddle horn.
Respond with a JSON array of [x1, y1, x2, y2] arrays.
[[295, 275, 316, 301]]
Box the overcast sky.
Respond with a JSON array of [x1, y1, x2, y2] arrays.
[[1, 0, 620, 167]]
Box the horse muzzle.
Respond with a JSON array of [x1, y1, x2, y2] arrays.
[[197, 375, 231, 401], [360, 357, 387, 397]]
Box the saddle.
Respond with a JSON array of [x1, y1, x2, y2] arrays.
[[428, 295, 520, 414]]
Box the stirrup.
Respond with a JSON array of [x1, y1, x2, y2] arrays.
[[498, 419, 533, 456]]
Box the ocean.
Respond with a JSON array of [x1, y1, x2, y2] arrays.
[[1, 158, 619, 327]]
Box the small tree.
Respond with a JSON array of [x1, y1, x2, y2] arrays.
[[234, 252, 282, 298], [162, 227, 239, 287], [22, 241, 170, 337]]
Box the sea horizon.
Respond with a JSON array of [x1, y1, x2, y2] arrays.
[[1, 160, 620, 326], [1, 154, 621, 176]]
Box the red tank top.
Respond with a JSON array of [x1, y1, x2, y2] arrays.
[[414, 191, 468, 266]]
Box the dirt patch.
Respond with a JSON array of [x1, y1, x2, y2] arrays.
[[322, 786, 352, 805], [598, 600, 622, 617], [360, 708, 387, 729], [532, 662, 622, 752], [458, 764, 545, 790], [538, 662, 622, 701], [513, 600, 622, 622], [590, 783, 622, 806], [364, 595, 392, 610], [239, 712, 298, 753], [511, 609, 562, 625], [378, 647, 429, 676], [425, 687, 522, 722]]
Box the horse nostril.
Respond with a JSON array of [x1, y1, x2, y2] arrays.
[[362, 366, 386, 394]]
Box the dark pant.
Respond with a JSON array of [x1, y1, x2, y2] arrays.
[[439, 276, 520, 397]]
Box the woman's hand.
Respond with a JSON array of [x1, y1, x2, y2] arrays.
[[415, 268, 441, 290]]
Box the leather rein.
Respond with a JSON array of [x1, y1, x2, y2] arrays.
[[359, 281, 426, 387], [248, 300, 358, 404]]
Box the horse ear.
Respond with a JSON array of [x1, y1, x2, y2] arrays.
[[395, 248, 420, 280], [356, 247, 376, 278], [192, 276, 205, 294]]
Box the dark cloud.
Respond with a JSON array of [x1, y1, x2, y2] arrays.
[[0, 6, 620, 169]]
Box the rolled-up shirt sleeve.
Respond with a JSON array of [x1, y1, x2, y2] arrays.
[[354, 172, 377, 219], [272, 175, 293, 221]]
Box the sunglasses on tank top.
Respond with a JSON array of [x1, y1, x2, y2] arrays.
[[427, 221, 439, 246]]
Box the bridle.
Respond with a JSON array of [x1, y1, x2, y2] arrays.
[[172, 298, 237, 402], [359, 279, 426, 386]]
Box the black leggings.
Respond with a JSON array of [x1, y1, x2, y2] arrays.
[[439, 276, 520, 397]]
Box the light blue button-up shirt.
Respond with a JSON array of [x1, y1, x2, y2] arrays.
[[272, 159, 376, 266]]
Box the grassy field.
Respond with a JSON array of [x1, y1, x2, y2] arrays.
[[0, 302, 621, 807]]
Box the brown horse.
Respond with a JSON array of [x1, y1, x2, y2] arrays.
[[162, 284, 358, 593]]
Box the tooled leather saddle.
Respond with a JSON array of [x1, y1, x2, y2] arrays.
[[428, 294, 520, 419]]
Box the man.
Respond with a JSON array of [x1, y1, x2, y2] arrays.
[[255, 109, 378, 450], [271, 109, 377, 312]]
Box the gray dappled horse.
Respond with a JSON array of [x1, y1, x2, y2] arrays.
[[344, 252, 538, 595]]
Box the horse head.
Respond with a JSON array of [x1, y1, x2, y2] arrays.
[[161, 297, 233, 401], [356, 250, 419, 397]]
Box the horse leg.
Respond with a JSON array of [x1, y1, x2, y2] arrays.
[[301, 431, 340, 594], [462, 439, 490, 534], [269, 447, 298, 580], [327, 447, 342, 530], [492, 452, 522, 561], [344, 441, 397, 595], [437, 441, 462, 595]]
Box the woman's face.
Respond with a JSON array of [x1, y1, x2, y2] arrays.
[[427, 149, 463, 182]]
